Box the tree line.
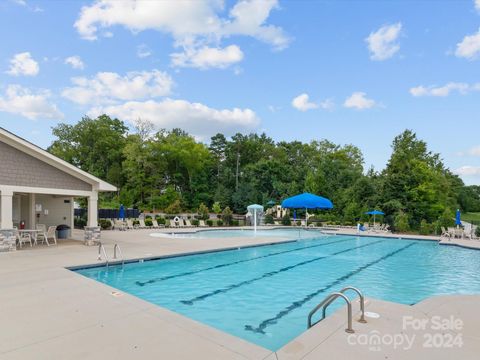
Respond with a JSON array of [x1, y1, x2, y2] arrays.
[[48, 115, 480, 233]]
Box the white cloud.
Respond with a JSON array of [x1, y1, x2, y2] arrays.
[[454, 166, 480, 176], [469, 146, 480, 156], [365, 23, 402, 61], [291, 93, 318, 111], [64, 55, 85, 70], [137, 44, 152, 58], [10, 0, 43, 11], [62, 69, 174, 105], [476, 0, 480, 11], [6, 52, 39, 76], [343, 92, 376, 110], [455, 28, 480, 60], [89, 98, 260, 140], [0, 85, 63, 120], [74, 0, 289, 69], [319, 98, 335, 110], [171, 45, 244, 69], [410, 82, 480, 97]]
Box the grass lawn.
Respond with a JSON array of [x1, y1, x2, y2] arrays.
[[462, 212, 480, 223]]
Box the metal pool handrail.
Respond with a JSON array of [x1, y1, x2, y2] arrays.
[[308, 292, 354, 333], [113, 243, 124, 266], [322, 286, 366, 324], [97, 242, 109, 267]]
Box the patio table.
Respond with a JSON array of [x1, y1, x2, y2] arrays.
[[18, 229, 49, 246]]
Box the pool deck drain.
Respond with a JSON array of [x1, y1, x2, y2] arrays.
[[1, 227, 479, 359]]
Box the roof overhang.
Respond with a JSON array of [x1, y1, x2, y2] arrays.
[[0, 127, 117, 192]]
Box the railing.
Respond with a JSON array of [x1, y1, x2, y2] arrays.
[[113, 243, 124, 266], [307, 286, 367, 333], [97, 242, 109, 267]]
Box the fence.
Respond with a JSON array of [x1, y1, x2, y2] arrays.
[[74, 208, 140, 219]]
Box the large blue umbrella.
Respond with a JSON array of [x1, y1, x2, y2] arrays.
[[282, 193, 333, 226], [365, 210, 384, 227], [119, 204, 125, 221], [455, 209, 462, 227]]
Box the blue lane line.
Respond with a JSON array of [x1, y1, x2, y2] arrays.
[[135, 236, 355, 287], [244, 242, 416, 334], [180, 239, 384, 305]]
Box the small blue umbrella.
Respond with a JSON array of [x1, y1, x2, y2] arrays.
[[455, 209, 462, 227], [119, 204, 125, 221], [282, 192, 333, 227], [365, 210, 384, 227]]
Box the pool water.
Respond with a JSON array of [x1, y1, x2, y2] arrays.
[[75, 235, 480, 351]]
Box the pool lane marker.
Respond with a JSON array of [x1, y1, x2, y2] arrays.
[[135, 237, 355, 287], [244, 242, 416, 334], [180, 239, 384, 306]]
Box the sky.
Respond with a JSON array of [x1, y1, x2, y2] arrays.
[[1, 0, 480, 185]]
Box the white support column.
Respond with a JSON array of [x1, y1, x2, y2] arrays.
[[87, 191, 98, 227], [0, 189, 14, 229]]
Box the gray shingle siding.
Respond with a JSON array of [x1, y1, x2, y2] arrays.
[[0, 141, 92, 191]]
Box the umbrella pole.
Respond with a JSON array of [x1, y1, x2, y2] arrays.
[[305, 208, 307, 228]]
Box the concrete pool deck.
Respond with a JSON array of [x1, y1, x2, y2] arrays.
[[1, 227, 479, 359]]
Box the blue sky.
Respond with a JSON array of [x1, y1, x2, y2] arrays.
[[1, 0, 480, 184]]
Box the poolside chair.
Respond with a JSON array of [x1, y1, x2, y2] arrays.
[[199, 220, 206, 227], [139, 219, 151, 229], [441, 227, 451, 239], [177, 219, 186, 228], [164, 219, 171, 228], [15, 228, 32, 248], [125, 219, 135, 230], [35, 224, 48, 245], [115, 219, 126, 231], [45, 226, 57, 245], [151, 219, 161, 229], [184, 219, 193, 227]]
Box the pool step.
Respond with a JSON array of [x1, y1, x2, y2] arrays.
[[308, 286, 366, 333]]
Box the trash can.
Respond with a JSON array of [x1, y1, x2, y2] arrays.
[[56, 224, 71, 239]]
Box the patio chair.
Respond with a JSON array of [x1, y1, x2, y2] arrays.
[[151, 219, 160, 228], [35, 224, 48, 245], [125, 219, 136, 230], [199, 220, 206, 227], [114, 219, 126, 231], [15, 228, 32, 248], [177, 219, 185, 228], [139, 219, 151, 228], [184, 219, 193, 227], [164, 219, 171, 228], [45, 226, 57, 245]]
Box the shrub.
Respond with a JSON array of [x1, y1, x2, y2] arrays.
[[206, 219, 213, 227], [212, 202, 222, 214], [394, 211, 410, 232], [165, 199, 182, 215], [282, 214, 291, 226], [264, 214, 274, 224], [222, 206, 233, 225], [419, 219, 431, 235], [231, 220, 239, 226], [217, 220, 224, 226], [145, 219, 153, 227], [156, 216, 166, 225], [476, 227, 480, 238], [296, 221, 302, 226], [145, 215, 152, 220], [99, 219, 112, 230], [133, 219, 140, 226], [191, 219, 199, 226], [438, 209, 454, 228], [74, 217, 87, 229]]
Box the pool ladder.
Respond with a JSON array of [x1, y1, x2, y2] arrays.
[[97, 242, 125, 267], [308, 286, 366, 333]]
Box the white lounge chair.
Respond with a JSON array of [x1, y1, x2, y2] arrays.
[[115, 219, 127, 231], [151, 219, 160, 228], [139, 219, 151, 228], [199, 220, 206, 227], [177, 219, 185, 228], [184, 219, 193, 227]]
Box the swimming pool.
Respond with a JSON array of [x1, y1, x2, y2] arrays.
[[75, 235, 480, 351], [149, 228, 324, 239]]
